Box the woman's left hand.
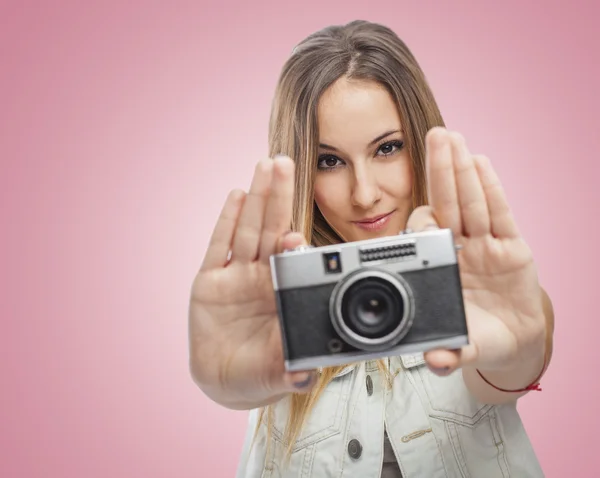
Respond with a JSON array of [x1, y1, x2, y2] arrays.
[[407, 127, 549, 378]]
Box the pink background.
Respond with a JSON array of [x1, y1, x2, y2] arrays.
[[1, 1, 598, 476]]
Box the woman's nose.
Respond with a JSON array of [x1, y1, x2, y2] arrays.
[[351, 166, 382, 209]]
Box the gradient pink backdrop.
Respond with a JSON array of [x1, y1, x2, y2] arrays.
[[1, 1, 598, 476]]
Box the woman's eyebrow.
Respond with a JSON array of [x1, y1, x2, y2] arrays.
[[319, 129, 402, 152]]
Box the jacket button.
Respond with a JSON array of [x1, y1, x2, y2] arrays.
[[348, 439, 362, 459], [366, 375, 373, 396]]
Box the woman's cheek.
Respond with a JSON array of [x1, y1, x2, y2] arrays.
[[376, 157, 413, 199], [314, 175, 348, 217]]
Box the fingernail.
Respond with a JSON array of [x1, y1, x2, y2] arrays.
[[425, 223, 439, 230], [431, 366, 451, 376], [293, 372, 315, 389]]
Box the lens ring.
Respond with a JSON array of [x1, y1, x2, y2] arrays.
[[342, 279, 400, 338], [329, 269, 415, 352]]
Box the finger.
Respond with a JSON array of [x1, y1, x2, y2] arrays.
[[276, 231, 308, 254], [424, 343, 479, 376], [282, 369, 318, 393], [425, 127, 462, 236], [200, 189, 246, 271], [449, 132, 490, 237], [258, 155, 296, 264], [424, 349, 461, 376], [405, 205, 439, 232], [473, 155, 520, 238], [230, 159, 274, 264]]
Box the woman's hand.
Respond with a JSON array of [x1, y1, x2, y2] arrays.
[[407, 127, 551, 393], [188, 156, 317, 410]]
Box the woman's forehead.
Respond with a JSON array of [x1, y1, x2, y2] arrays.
[[317, 78, 403, 147]]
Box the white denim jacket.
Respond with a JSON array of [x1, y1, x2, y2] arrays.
[[235, 353, 545, 477]]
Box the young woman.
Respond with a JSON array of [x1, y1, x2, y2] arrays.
[[189, 20, 554, 477]]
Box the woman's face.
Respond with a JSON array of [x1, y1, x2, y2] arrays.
[[314, 77, 414, 243]]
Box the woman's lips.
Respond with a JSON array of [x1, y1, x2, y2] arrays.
[[352, 210, 396, 231]]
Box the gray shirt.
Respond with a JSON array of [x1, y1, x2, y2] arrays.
[[382, 428, 403, 478]]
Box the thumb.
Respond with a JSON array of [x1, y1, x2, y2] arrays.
[[282, 369, 319, 393], [276, 231, 309, 254], [424, 348, 462, 376], [405, 205, 440, 233]]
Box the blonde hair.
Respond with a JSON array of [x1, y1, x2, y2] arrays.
[[257, 19, 446, 466]]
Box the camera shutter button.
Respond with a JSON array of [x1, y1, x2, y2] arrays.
[[347, 439, 362, 459], [365, 375, 373, 396]]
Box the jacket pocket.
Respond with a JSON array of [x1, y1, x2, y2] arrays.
[[267, 365, 355, 453], [400, 354, 492, 425], [441, 408, 511, 478], [400, 354, 511, 477]]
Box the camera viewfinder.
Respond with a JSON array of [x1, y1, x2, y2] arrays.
[[323, 252, 342, 274]]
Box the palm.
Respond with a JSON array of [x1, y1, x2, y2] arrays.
[[192, 262, 284, 386], [422, 129, 546, 370], [189, 157, 314, 406]]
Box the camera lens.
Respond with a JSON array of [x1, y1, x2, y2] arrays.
[[342, 277, 403, 339], [330, 269, 414, 352]]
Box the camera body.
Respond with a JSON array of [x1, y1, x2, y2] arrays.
[[270, 228, 469, 372]]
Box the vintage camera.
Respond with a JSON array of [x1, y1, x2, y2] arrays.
[[269, 227, 469, 372]]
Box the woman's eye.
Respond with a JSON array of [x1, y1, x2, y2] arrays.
[[377, 140, 404, 156], [317, 155, 343, 170]]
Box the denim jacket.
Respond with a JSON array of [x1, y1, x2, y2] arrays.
[[235, 353, 545, 477]]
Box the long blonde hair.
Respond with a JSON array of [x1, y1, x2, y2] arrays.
[[258, 19, 446, 465]]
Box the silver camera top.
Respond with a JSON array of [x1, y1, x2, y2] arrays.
[[270, 227, 459, 291]]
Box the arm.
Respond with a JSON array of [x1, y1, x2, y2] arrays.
[[462, 286, 555, 405]]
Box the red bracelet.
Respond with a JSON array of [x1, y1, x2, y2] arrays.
[[476, 356, 547, 393]]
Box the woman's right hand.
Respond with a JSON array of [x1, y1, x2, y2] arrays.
[[188, 156, 317, 410]]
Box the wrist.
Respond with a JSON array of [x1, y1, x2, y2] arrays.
[[474, 343, 548, 394], [193, 378, 290, 410], [464, 286, 554, 403]]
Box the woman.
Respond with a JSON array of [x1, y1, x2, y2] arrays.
[[189, 20, 554, 477]]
